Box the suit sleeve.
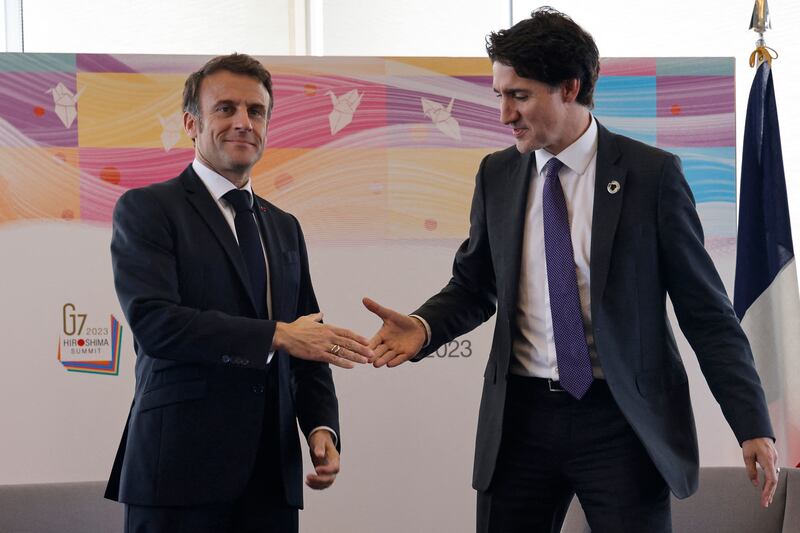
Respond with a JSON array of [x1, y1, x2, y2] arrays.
[[657, 154, 774, 443], [111, 187, 275, 369], [412, 154, 498, 359], [287, 215, 340, 448]]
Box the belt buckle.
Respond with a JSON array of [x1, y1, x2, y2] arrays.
[[547, 379, 565, 392]]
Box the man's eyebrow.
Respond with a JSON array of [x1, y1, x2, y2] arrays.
[[492, 88, 529, 95]]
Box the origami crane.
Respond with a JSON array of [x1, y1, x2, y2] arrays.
[[158, 112, 183, 152], [421, 97, 461, 141], [327, 89, 363, 135], [46, 83, 84, 128]]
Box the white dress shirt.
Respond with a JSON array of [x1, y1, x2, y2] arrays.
[[193, 159, 336, 444], [511, 116, 603, 379]]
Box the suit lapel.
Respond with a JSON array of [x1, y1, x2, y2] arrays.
[[502, 150, 535, 318], [254, 196, 284, 322], [590, 124, 627, 306], [181, 166, 259, 314]]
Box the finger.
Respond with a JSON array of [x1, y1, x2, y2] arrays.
[[387, 352, 413, 368], [760, 457, 778, 507], [313, 461, 340, 476], [305, 472, 336, 490], [374, 350, 396, 368], [333, 336, 373, 360], [372, 343, 390, 360], [744, 452, 758, 487], [313, 445, 326, 463], [331, 326, 371, 347], [363, 297, 397, 321], [334, 345, 369, 365], [326, 353, 355, 369], [368, 334, 382, 351]]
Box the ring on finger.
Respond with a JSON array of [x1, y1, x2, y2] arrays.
[[330, 344, 341, 355]]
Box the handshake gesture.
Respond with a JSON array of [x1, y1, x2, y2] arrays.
[[272, 297, 426, 369]]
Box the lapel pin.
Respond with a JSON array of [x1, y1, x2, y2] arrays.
[[607, 180, 621, 194], [259, 205, 268, 213]]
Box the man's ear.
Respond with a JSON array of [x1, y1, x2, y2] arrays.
[[183, 111, 198, 142], [561, 79, 581, 103]]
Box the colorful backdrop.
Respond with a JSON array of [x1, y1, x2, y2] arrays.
[[0, 54, 739, 532]]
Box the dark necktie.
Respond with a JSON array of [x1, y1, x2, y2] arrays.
[[541, 157, 593, 399], [222, 189, 267, 319]]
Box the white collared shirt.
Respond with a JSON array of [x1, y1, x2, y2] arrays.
[[511, 116, 603, 379]]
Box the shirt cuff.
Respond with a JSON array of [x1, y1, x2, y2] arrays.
[[309, 426, 338, 447], [409, 314, 431, 348]]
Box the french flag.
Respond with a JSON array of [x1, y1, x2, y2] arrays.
[[734, 61, 800, 467]]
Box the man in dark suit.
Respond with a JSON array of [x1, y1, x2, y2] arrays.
[[364, 9, 779, 532], [105, 53, 372, 533]]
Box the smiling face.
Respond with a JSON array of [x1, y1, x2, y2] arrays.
[[492, 61, 588, 155], [184, 70, 270, 186]]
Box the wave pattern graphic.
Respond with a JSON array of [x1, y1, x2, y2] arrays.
[[0, 54, 737, 244]]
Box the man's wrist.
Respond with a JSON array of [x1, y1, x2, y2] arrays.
[[271, 322, 286, 351], [409, 314, 430, 347], [309, 426, 338, 447]]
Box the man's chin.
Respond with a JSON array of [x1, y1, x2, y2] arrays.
[[514, 140, 536, 154]]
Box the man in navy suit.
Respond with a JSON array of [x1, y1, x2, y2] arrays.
[[105, 53, 372, 533], [364, 8, 778, 532]]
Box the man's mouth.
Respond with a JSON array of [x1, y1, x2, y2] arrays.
[[511, 127, 527, 138]]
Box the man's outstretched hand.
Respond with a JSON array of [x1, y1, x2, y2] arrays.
[[363, 297, 427, 368], [272, 313, 373, 369]]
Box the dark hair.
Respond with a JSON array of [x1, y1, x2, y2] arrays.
[[182, 53, 274, 119], [486, 7, 599, 108]]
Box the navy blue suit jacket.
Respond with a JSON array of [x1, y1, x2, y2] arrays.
[[105, 165, 338, 508], [413, 123, 773, 498]]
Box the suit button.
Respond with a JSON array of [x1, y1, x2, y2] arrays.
[[222, 355, 231, 364], [243, 359, 250, 366], [252, 384, 265, 394]]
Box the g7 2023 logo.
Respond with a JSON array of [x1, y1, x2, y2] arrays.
[[57, 303, 123, 375]]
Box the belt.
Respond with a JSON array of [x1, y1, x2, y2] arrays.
[[508, 375, 567, 392]]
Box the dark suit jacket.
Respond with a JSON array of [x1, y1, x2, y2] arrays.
[[104, 165, 338, 508], [413, 123, 773, 499]]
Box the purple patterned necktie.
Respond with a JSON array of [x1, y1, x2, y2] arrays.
[[541, 157, 593, 399]]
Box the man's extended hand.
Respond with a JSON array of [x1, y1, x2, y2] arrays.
[[742, 437, 779, 507], [272, 313, 372, 369], [363, 297, 426, 368], [306, 430, 339, 490]]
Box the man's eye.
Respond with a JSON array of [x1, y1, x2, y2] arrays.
[[249, 109, 265, 117], [217, 105, 233, 113]]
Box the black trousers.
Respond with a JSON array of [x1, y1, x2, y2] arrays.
[[477, 376, 671, 533], [125, 365, 297, 533]]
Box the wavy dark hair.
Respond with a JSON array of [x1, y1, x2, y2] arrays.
[[486, 7, 599, 108], [183, 53, 274, 120]]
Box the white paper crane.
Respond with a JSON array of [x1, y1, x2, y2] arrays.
[[421, 97, 461, 141], [46, 83, 84, 129], [158, 112, 183, 152], [327, 89, 363, 135]]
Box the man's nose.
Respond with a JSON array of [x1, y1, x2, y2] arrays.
[[499, 99, 518, 125], [233, 106, 253, 131]]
